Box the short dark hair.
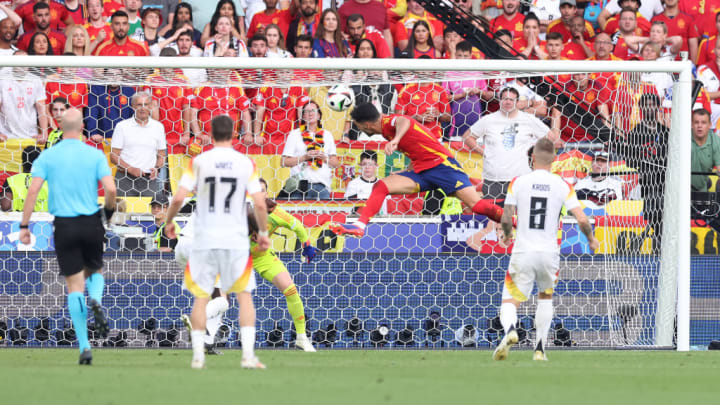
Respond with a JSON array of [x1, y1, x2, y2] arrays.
[[22, 146, 42, 173], [351, 103, 381, 123], [52, 97, 69, 107], [259, 178, 268, 189], [499, 87, 520, 100], [523, 12, 540, 26], [360, 150, 377, 163], [111, 10, 129, 21], [693, 108, 711, 120], [455, 40, 472, 53], [546, 32, 563, 42], [211, 115, 234, 141], [296, 34, 313, 46], [619, 7, 636, 18], [639, 92, 660, 108], [33, 2, 50, 13], [159, 47, 177, 57], [249, 34, 267, 47], [176, 29, 193, 41], [347, 13, 364, 24]]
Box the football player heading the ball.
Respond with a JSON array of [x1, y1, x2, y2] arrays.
[[329, 103, 505, 238]]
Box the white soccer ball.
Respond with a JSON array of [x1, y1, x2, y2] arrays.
[[326, 84, 355, 112]]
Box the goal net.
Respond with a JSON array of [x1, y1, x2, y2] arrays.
[[0, 56, 701, 350]]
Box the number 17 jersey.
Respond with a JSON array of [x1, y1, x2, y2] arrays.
[[505, 169, 580, 254], [179, 147, 261, 251]]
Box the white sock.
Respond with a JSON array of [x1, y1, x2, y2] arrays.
[[240, 326, 256, 359], [205, 298, 227, 345], [190, 330, 205, 361], [500, 302, 518, 334], [534, 299, 554, 351]]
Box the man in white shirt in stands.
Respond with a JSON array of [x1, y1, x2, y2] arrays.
[[575, 150, 625, 210], [0, 51, 49, 143], [462, 87, 559, 202], [110, 91, 167, 197], [345, 150, 387, 214]]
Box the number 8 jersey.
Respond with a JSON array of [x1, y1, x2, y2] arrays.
[[505, 169, 581, 254], [179, 147, 261, 251]]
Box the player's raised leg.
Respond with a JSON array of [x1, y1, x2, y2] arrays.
[[330, 174, 418, 237], [453, 186, 504, 222]]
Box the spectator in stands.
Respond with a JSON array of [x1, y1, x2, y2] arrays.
[[191, 70, 251, 147], [63, 24, 96, 56], [1, 146, 48, 212], [265, 24, 292, 57], [0, 4, 20, 32], [15, 0, 72, 33], [624, 20, 682, 61], [345, 150, 387, 213], [0, 52, 49, 143], [46, 97, 68, 147], [63, 0, 85, 25], [159, 2, 202, 47], [294, 33, 313, 57], [132, 8, 164, 46], [121, 0, 145, 39], [84, 0, 112, 43], [338, 0, 393, 54], [18, 3, 66, 55], [102, 0, 125, 18], [698, 40, 720, 126], [514, 13, 548, 59], [493, 29, 516, 56], [346, 13, 392, 59], [697, 12, 720, 66], [286, 0, 320, 53], [142, 0, 177, 24], [144, 50, 193, 156], [551, 72, 611, 143], [619, 93, 668, 244], [588, 31, 622, 61], [110, 91, 167, 197], [396, 0, 445, 53], [545, 32, 565, 60], [281, 101, 340, 200], [403, 20, 440, 58], [201, 0, 245, 46], [253, 80, 310, 145], [248, 34, 268, 57], [443, 41, 487, 139], [94, 11, 150, 56], [396, 68, 451, 139], [575, 150, 625, 209], [610, 70, 663, 135], [548, 0, 595, 42], [529, 0, 560, 36], [248, 0, 292, 39], [27, 31, 53, 55], [563, 15, 595, 59], [152, 28, 206, 84], [489, 0, 524, 40], [203, 15, 249, 57], [85, 68, 136, 145], [603, 0, 652, 37], [0, 18, 17, 59], [691, 108, 720, 192], [462, 87, 558, 201], [313, 9, 351, 58], [637, 42, 675, 110], [652, 0, 698, 62], [599, 0, 662, 31], [611, 8, 641, 59]]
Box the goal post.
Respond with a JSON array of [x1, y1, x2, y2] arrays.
[[0, 55, 694, 350]]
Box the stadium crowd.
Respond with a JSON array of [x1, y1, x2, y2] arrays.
[[0, 0, 718, 211]]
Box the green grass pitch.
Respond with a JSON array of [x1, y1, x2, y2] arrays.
[[1, 349, 718, 404]]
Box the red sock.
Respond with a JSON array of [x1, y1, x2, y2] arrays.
[[472, 199, 503, 222], [358, 181, 389, 225]]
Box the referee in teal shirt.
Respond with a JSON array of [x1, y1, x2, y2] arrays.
[[19, 108, 117, 365]]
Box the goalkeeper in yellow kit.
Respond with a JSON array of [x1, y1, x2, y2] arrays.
[[251, 178, 318, 352]]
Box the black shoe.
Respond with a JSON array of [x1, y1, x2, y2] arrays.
[[205, 343, 223, 355], [78, 348, 92, 365], [89, 299, 109, 338]]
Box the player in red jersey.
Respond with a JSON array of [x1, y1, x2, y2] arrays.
[[329, 103, 504, 238], [93, 10, 148, 56]]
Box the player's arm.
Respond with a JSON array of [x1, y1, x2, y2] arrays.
[[19, 176, 46, 245], [569, 206, 600, 251], [100, 174, 117, 223], [165, 185, 189, 239], [250, 191, 270, 251], [384, 115, 411, 155], [274, 207, 318, 262], [500, 203, 515, 246]]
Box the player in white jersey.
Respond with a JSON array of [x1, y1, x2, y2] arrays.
[[494, 138, 599, 362], [165, 115, 270, 370]]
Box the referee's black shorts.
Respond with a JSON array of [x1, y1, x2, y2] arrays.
[[53, 211, 105, 276]]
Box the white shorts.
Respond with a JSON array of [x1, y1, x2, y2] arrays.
[[502, 251, 560, 302], [185, 248, 256, 298], [176, 237, 222, 289]]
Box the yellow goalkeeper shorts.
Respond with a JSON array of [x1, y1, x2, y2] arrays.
[[253, 250, 288, 283]]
